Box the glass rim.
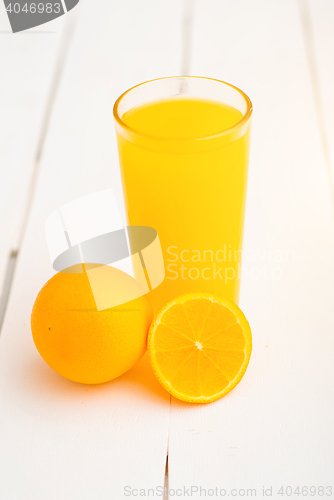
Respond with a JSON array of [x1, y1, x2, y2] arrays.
[[113, 76, 253, 143]]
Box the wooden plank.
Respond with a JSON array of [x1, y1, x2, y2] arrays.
[[0, 7, 66, 309], [168, 0, 334, 495], [0, 0, 183, 498]]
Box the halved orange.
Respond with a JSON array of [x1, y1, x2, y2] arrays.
[[148, 293, 252, 403]]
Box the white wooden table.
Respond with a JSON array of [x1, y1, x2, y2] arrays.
[[0, 1, 333, 498]]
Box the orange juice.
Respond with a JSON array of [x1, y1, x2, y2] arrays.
[[115, 83, 252, 314]]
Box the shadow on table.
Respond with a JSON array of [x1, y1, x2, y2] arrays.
[[7, 351, 170, 423]]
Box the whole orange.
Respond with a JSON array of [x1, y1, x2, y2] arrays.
[[31, 265, 153, 384]]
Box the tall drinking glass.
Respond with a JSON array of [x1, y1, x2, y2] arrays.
[[114, 76, 252, 314]]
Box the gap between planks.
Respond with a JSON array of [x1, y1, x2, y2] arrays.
[[164, 454, 169, 499], [0, 10, 79, 335], [181, 0, 195, 75], [164, 394, 172, 499], [163, 2, 196, 494], [298, 0, 334, 213]]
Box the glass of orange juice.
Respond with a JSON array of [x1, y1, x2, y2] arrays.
[[113, 76, 252, 314]]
